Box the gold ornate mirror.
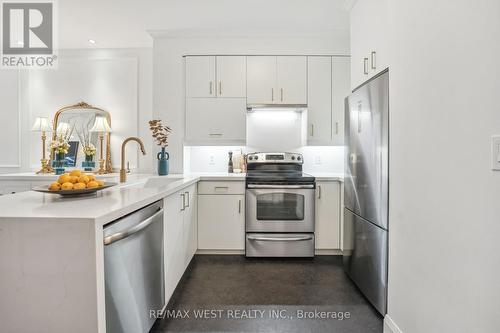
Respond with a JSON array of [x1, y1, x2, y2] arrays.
[[51, 102, 113, 173]]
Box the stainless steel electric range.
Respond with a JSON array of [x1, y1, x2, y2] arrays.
[[245, 152, 316, 257]]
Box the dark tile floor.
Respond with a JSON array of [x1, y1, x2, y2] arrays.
[[151, 255, 382, 333]]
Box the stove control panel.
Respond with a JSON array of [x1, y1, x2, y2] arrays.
[[247, 152, 303, 164]]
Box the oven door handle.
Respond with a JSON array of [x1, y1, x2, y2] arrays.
[[247, 235, 314, 242], [246, 184, 315, 189]]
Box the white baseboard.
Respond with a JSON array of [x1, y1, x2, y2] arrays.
[[196, 250, 245, 255], [315, 249, 342, 255], [384, 314, 403, 333]]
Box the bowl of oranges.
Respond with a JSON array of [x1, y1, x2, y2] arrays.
[[32, 170, 116, 197]]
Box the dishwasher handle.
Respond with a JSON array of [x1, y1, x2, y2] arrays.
[[104, 208, 164, 246]]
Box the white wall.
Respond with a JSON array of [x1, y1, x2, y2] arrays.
[[184, 146, 344, 175], [153, 32, 350, 173], [386, 1, 500, 332], [0, 48, 153, 174], [0, 70, 20, 173]]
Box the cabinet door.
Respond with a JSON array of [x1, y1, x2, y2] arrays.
[[185, 98, 246, 145], [315, 182, 341, 249], [331, 57, 351, 145], [164, 192, 185, 301], [216, 56, 246, 98], [246, 56, 276, 104], [276, 56, 307, 104], [183, 185, 198, 267], [186, 56, 216, 98], [307, 56, 332, 145], [198, 195, 245, 250]]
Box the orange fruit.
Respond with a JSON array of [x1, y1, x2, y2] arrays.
[[78, 175, 90, 184], [61, 182, 74, 190], [74, 182, 86, 190], [49, 182, 61, 191], [69, 176, 78, 184], [86, 174, 96, 182], [58, 174, 71, 184], [87, 181, 99, 189], [69, 170, 82, 177], [96, 180, 105, 187]]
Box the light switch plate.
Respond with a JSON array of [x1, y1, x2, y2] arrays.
[[491, 135, 500, 170]]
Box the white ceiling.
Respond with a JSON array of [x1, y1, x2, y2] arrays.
[[58, 0, 350, 49]]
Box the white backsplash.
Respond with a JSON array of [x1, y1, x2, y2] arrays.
[[184, 146, 345, 174]]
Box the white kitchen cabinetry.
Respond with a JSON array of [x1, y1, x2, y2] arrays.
[[216, 56, 246, 98], [164, 184, 197, 302], [350, 0, 389, 89], [246, 56, 276, 104], [307, 56, 332, 144], [186, 56, 216, 98], [186, 56, 246, 98], [198, 181, 245, 251], [0, 181, 31, 195], [315, 181, 341, 250], [185, 98, 246, 145], [331, 57, 351, 145], [247, 56, 307, 105], [307, 56, 350, 146]]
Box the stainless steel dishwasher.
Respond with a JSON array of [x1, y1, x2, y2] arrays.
[[104, 200, 164, 333]]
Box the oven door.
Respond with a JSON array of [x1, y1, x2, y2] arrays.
[[246, 185, 315, 233]]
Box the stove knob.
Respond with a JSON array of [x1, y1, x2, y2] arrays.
[[248, 156, 253, 161], [255, 156, 259, 160], [297, 156, 302, 161], [291, 156, 296, 160]]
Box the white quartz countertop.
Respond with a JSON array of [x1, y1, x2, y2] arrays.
[[0, 171, 342, 224]]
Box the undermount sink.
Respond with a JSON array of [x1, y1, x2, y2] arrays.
[[124, 177, 183, 189]]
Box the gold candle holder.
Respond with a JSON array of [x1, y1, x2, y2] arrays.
[[32, 117, 53, 174]]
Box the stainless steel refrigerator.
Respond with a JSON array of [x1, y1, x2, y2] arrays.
[[343, 69, 389, 315]]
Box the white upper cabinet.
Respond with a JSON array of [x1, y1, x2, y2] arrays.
[[246, 56, 276, 104], [216, 56, 246, 98], [350, 0, 389, 89], [307, 56, 350, 146], [186, 56, 216, 97], [247, 56, 307, 105], [276, 56, 307, 104], [185, 98, 246, 145], [331, 57, 351, 145], [307, 56, 332, 144]]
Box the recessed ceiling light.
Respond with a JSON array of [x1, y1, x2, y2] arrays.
[[88, 39, 96, 44]]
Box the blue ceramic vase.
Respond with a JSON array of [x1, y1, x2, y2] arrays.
[[157, 147, 169, 176], [52, 152, 68, 175]]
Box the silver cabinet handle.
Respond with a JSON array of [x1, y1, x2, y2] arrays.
[[218, 81, 222, 96], [104, 209, 164, 246], [180, 193, 185, 211], [363, 58, 369, 75], [209, 81, 213, 95], [318, 185, 322, 199], [238, 199, 241, 214], [280, 88, 283, 102], [247, 235, 313, 242], [335, 122, 339, 135], [271, 88, 274, 101], [215, 186, 229, 190], [209, 133, 223, 137], [371, 51, 376, 70], [310, 124, 314, 137], [247, 184, 315, 189], [184, 191, 190, 208]]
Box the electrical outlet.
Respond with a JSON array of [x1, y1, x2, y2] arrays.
[[492, 135, 500, 171], [314, 156, 322, 165], [209, 155, 215, 166]]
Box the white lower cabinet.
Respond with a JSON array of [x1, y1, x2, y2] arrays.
[[164, 184, 197, 302], [315, 181, 341, 250], [198, 187, 245, 250]]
